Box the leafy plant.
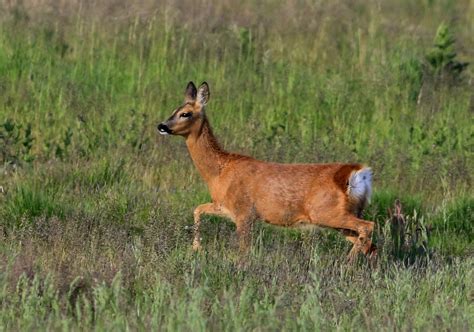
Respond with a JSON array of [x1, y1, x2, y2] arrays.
[[0, 119, 34, 166], [383, 199, 430, 261], [54, 127, 73, 160], [425, 23, 468, 80], [417, 23, 468, 107]]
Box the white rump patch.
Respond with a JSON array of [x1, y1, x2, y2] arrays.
[[348, 167, 372, 204]]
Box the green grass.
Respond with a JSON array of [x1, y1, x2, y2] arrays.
[[0, 0, 473, 330]]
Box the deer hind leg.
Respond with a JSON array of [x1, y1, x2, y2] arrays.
[[310, 212, 375, 261], [193, 203, 232, 251], [340, 229, 364, 261], [342, 229, 375, 261], [340, 229, 358, 245], [340, 217, 375, 262]]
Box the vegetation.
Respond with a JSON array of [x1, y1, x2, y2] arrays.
[[0, 0, 472, 330]]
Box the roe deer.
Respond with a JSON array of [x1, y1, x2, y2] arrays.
[[158, 82, 376, 261]]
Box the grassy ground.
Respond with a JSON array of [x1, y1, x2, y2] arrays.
[[0, 0, 473, 330]]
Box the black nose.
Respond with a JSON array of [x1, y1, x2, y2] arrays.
[[157, 123, 172, 134]]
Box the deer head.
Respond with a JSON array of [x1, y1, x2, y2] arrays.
[[157, 81, 210, 137]]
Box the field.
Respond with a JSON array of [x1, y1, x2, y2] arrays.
[[0, 0, 473, 330]]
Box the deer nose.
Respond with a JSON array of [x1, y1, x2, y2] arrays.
[[157, 123, 172, 135]]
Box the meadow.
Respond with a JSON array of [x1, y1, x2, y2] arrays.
[[0, 0, 473, 330]]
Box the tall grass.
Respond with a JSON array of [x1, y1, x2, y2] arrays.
[[0, 0, 473, 330]]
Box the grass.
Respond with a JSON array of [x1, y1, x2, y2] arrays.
[[0, 0, 473, 330]]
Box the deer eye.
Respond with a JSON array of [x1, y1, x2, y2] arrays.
[[180, 112, 192, 118]]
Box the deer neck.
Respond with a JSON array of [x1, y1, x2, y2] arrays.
[[185, 117, 228, 183]]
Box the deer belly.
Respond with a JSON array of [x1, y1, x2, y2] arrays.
[[254, 197, 307, 227], [247, 179, 308, 226], [290, 221, 323, 231]]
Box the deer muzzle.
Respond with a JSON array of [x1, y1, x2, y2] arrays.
[[157, 123, 173, 135]]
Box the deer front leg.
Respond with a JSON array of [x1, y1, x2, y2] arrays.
[[235, 218, 253, 253], [193, 203, 232, 251]]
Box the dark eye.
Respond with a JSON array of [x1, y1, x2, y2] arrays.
[[180, 112, 192, 118]]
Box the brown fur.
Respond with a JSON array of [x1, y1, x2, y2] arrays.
[[158, 82, 376, 261]]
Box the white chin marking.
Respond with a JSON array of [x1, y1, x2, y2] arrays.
[[159, 131, 169, 136]]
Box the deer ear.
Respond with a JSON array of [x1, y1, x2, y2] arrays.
[[185, 81, 197, 102], [197, 82, 210, 106]]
